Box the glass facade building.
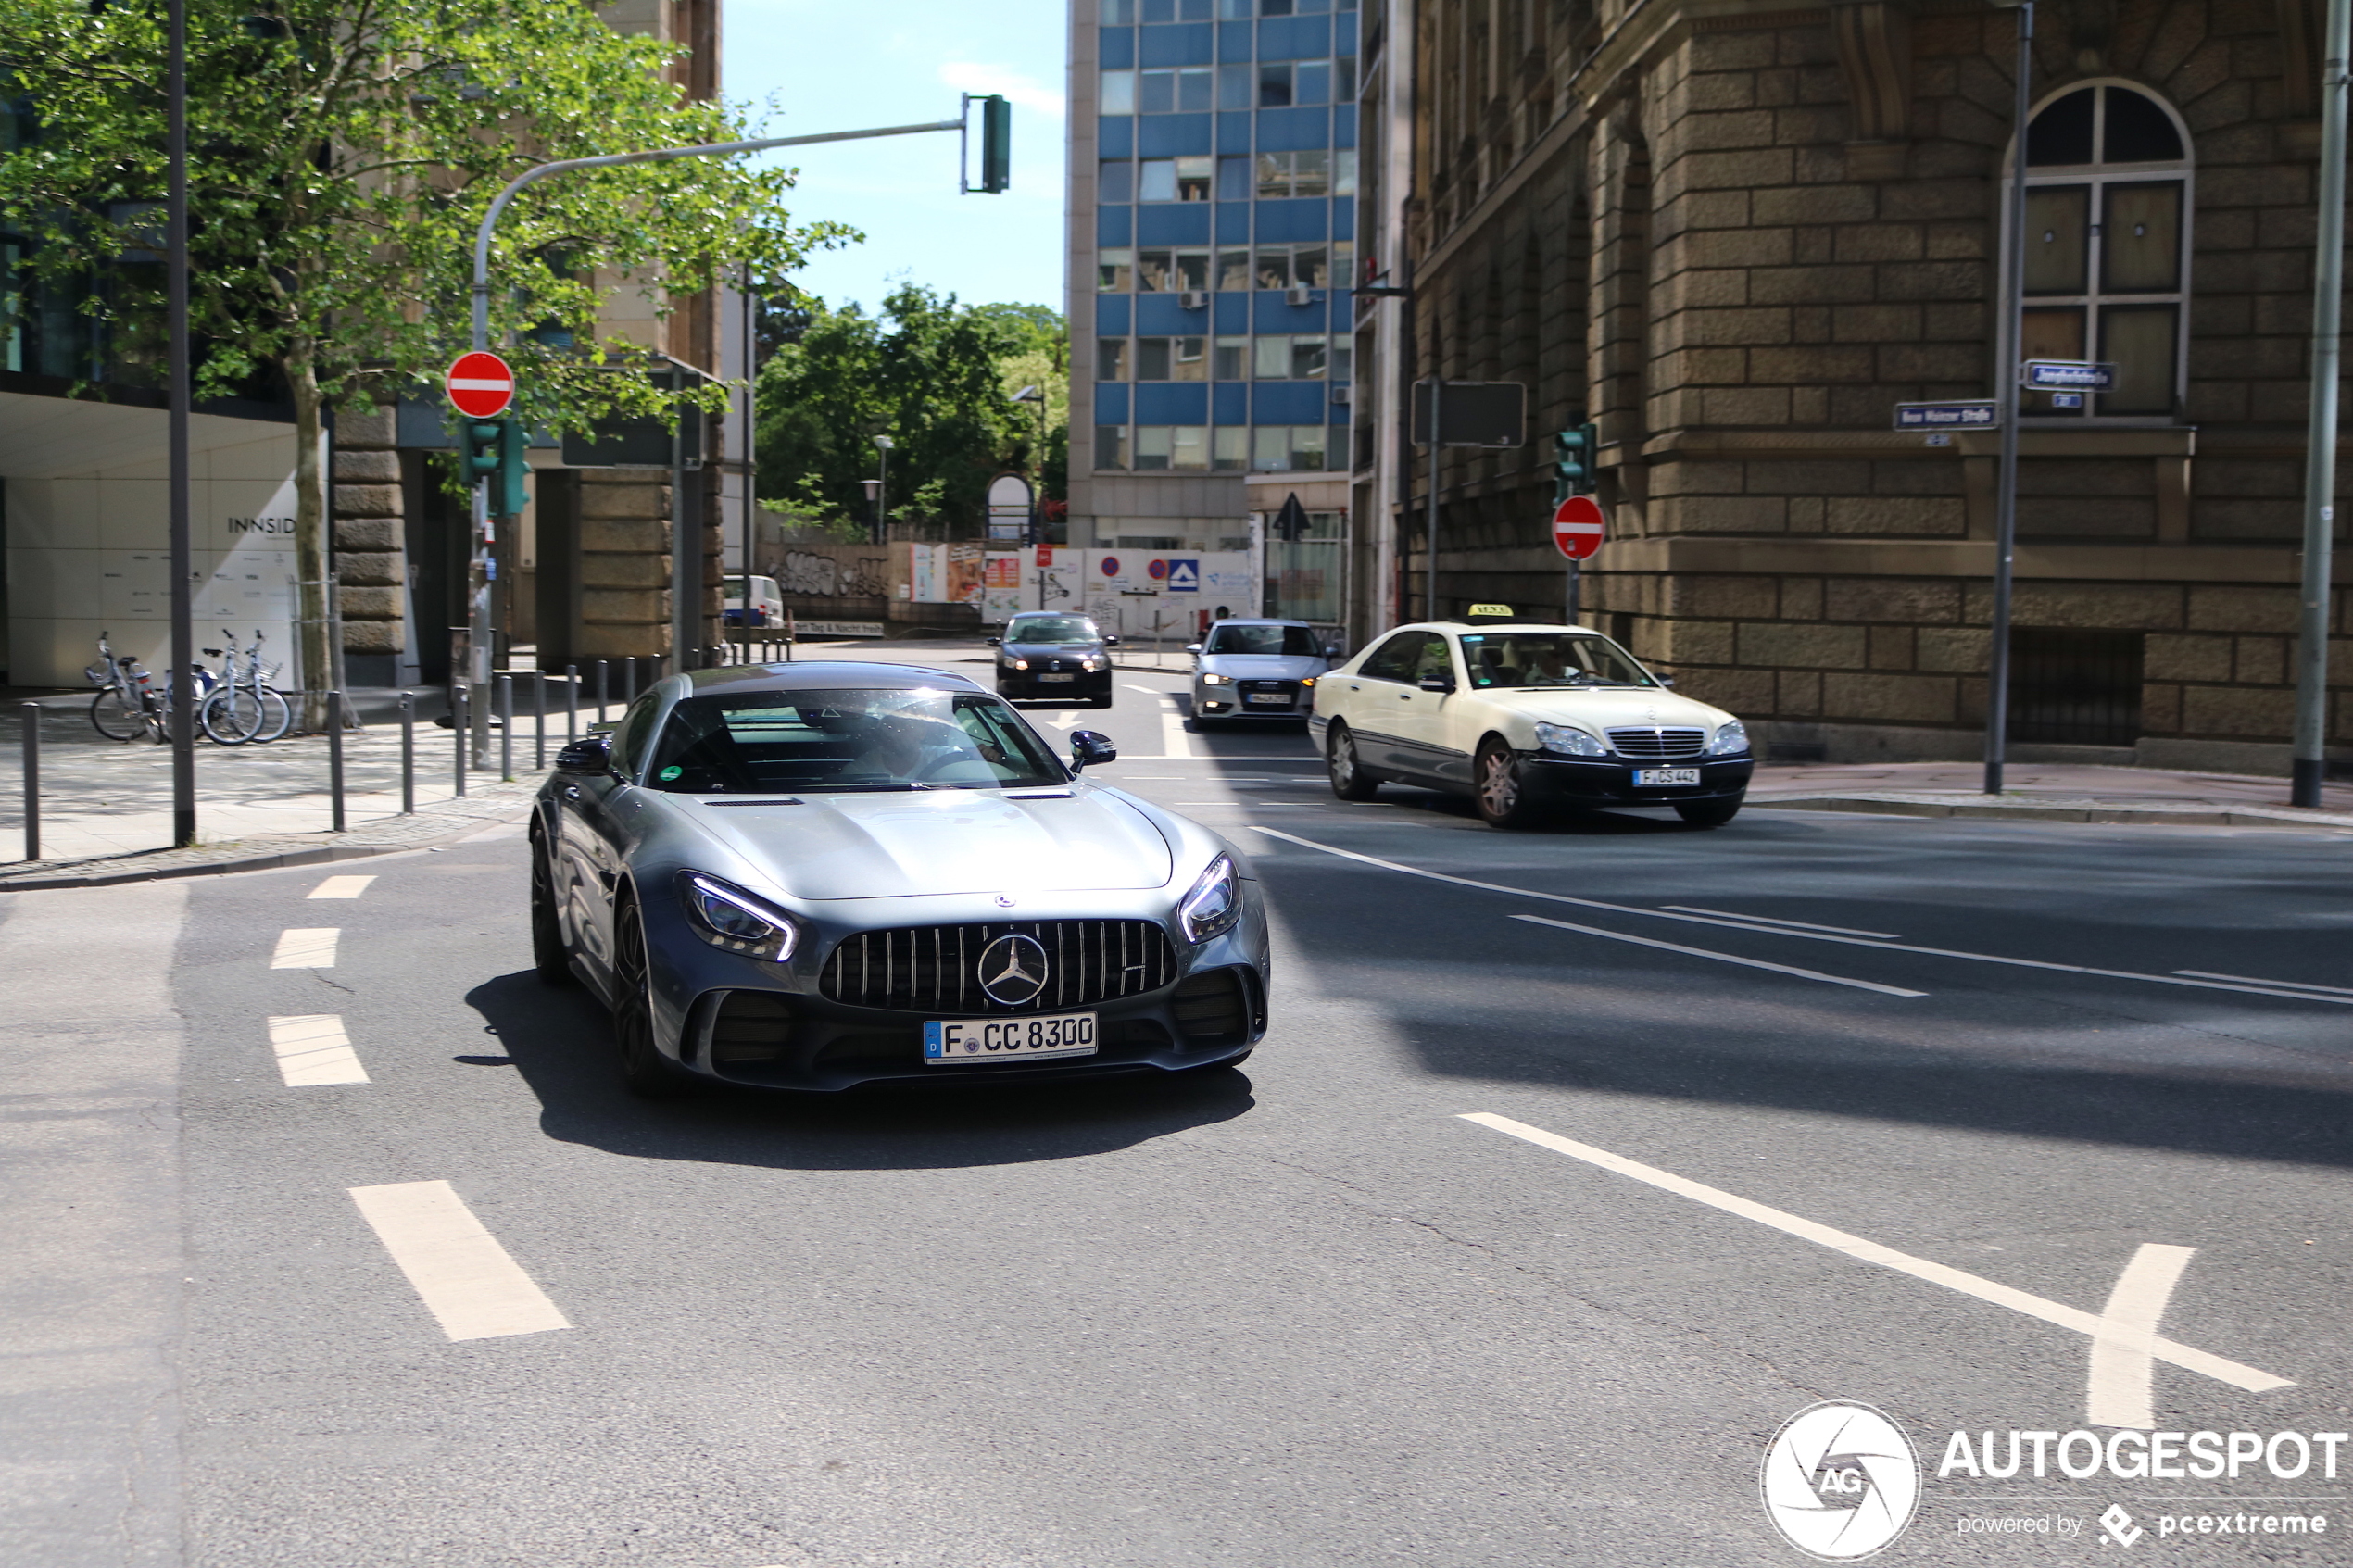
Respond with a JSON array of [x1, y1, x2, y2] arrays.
[[1067, 0, 1357, 553]]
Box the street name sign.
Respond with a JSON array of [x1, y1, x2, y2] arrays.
[[1553, 495, 1605, 560], [446, 352, 514, 418], [2021, 359, 2115, 391], [1893, 400, 1997, 431]]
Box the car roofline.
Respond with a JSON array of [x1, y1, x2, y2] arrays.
[[682, 661, 986, 693]]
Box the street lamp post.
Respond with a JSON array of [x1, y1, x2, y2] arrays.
[[166, 0, 195, 846], [2292, 0, 2352, 807], [1012, 385, 1047, 543], [870, 434, 894, 544], [1985, 0, 2034, 797]]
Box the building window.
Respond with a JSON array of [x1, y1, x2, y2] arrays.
[[1141, 0, 1214, 18], [1251, 425, 1328, 470], [1217, 62, 1252, 109], [1257, 150, 1330, 199], [1258, 62, 1292, 107], [1251, 334, 1327, 379], [1099, 160, 1135, 203], [1101, 69, 1137, 116], [1333, 148, 1357, 196], [1097, 338, 1129, 381], [1257, 60, 1343, 108], [2016, 82, 2190, 419], [1216, 249, 1251, 290], [1135, 337, 1208, 380], [1135, 426, 1209, 470], [1103, 0, 1136, 21], [1139, 68, 1213, 114], [2010, 628, 2145, 744], [1216, 156, 1252, 201], [1139, 157, 1212, 201], [1136, 248, 1209, 291], [1214, 427, 1249, 470], [1214, 336, 1248, 378], [1096, 425, 1130, 470], [1097, 249, 1134, 292], [1254, 245, 1331, 289]]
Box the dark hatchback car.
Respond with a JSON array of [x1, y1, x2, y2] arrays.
[[990, 611, 1117, 707]]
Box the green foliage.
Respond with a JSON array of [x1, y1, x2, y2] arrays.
[[755, 283, 1066, 534]]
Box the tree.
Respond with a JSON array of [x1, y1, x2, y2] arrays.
[[755, 284, 1065, 534], [0, 0, 841, 713]]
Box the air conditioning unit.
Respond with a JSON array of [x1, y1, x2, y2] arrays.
[[1286, 285, 1315, 307], [1178, 290, 1208, 310], [1330, 383, 1352, 405]]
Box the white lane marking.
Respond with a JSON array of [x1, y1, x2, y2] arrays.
[[267, 1015, 369, 1085], [307, 874, 376, 899], [1123, 683, 1171, 694], [1252, 828, 2353, 1007], [348, 1181, 571, 1341], [271, 928, 340, 968], [2174, 969, 2353, 997], [1458, 1113, 2291, 1395], [2088, 1244, 2197, 1428], [1512, 913, 1927, 997], [1160, 701, 1201, 759], [1661, 905, 1899, 939]]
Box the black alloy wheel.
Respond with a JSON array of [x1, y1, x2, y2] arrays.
[[1326, 723, 1380, 801], [529, 830, 574, 986], [1674, 794, 1743, 828], [1474, 738, 1547, 829], [612, 897, 695, 1098]]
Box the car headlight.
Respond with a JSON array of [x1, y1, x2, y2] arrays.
[[1533, 721, 1608, 757], [1005, 658, 1028, 671], [676, 872, 799, 961], [1178, 856, 1242, 944], [1300, 675, 1316, 687], [1081, 655, 1103, 671], [1201, 671, 1229, 685], [1706, 720, 1750, 756]]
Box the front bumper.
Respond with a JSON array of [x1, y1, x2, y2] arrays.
[[999, 669, 1112, 699], [1195, 684, 1312, 719], [1523, 753, 1755, 806]]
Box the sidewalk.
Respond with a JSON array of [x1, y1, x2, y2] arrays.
[[1747, 760, 2353, 830]]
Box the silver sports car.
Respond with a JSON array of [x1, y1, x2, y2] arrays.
[[530, 661, 1270, 1096]]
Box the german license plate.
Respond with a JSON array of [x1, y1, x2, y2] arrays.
[[1038, 672, 1076, 683], [1245, 692, 1289, 705], [1635, 767, 1703, 786], [924, 1010, 1098, 1063]]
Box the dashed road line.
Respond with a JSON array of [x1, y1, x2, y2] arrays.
[[267, 1014, 369, 1085], [307, 874, 376, 899], [1512, 913, 1926, 997], [271, 928, 340, 969], [348, 1181, 571, 1341], [1458, 1112, 2291, 1397], [1659, 906, 1899, 939]]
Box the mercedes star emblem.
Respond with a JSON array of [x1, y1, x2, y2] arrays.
[[977, 934, 1050, 1007]]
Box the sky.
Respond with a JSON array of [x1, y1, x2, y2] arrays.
[[723, 1, 1069, 318]]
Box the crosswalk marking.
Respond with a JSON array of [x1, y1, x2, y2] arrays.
[[348, 1181, 571, 1342], [271, 928, 340, 968], [307, 874, 376, 899], [267, 1015, 369, 1086]]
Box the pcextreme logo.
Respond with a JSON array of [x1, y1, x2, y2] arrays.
[[1761, 1401, 1922, 1561]]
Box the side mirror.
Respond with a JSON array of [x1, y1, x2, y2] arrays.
[[1102, 634, 1121, 646], [1069, 730, 1118, 771], [985, 635, 1000, 646], [554, 734, 611, 774], [1184, 643, 1202, 655], [1657, 677, 1676, 689], [1417, 675, 1456, 695], [1324, 644, 1342, 659]]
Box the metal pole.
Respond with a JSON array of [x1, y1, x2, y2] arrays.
[[399, 691, 415, 814], [623, 657, 636, 708], [1567, 558, 1580, 626], [565, 663, 578, 742], [327, 691, 346, 832], [452, 684, 469, 798], [166, 0, 195, 847], [2294, 0, 2352, 808], [534, 671, 547, 768], [1424, 378, 1441, 621], [1984, 1, 2033, 797], [595, 659, 609, 722], [498, 674, 514, 781], [741, 256, 760, 663], [19, 703, 38, 862]]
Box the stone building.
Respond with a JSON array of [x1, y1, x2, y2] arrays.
[[1351, 0, 2350, 772]]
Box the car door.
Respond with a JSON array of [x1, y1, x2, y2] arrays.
[[1336, 631, 1436, 776], [556, 692, 660, 989], [1396, 632, 1476, 785]]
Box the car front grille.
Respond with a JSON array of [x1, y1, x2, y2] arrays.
[[1605, 726, 1708, 759], [819, 920, 1178, 1014]]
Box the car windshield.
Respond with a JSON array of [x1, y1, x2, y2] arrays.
[[643, 688, 1067, 794], [1458, 633, 1658, 690], [1205, 623, 1321, 656], [1006, 616, 1098, 645]]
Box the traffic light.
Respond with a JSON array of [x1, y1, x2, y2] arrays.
[[975, 94, 1011, 194], [1553, 421, 1599, 504], [462, 417, 531, 518]]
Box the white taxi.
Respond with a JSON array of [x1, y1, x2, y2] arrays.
[[1307, 615, 1754, 828]]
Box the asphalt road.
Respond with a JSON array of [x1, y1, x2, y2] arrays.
[[11, 649, 2353, 1567]]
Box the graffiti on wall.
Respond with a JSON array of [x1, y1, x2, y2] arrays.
[[775, 546, 889, 600]]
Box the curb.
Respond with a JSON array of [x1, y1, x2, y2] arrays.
[[0, 799, 538, 893], [1748, 795, 2353, 831]]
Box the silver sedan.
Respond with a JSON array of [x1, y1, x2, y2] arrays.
[[1187, 618, 1337, 724]]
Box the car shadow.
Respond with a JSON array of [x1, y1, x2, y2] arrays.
[[464, 970, 1256, 1172]]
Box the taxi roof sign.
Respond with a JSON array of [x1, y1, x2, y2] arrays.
[[1465, 603, 1516, 620]]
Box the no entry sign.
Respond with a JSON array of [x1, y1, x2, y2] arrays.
[[446, 351, 514, 419], [1552, 495, 1605, 560]]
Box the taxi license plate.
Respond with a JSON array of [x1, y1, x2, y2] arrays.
[[924, 1010, 1098, 1063], [1245, 693, 1289, 705], [1635, 767, 1703, 786], [1038, 672, 1076, 683]]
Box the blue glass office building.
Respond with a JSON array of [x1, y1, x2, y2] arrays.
[[1068, 0, 1356, 552]]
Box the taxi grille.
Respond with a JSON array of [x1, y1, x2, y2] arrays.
[[1605, 726, 1707, 759], [820, 920, 1177, 1014]]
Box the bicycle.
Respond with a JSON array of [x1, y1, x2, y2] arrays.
[[198, 629, 294, 745], [86, 631, 163, 741]]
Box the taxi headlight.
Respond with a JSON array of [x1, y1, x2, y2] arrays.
[[1201, 671, 1230, 685], [677, 872, 799, 961], [1533, 721, 1608, 757], [1705, 721, 1751, 756], [1178, 856, 1241, 944]]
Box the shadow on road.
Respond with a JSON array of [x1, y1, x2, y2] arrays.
[[464, 970, 1255, 1172]]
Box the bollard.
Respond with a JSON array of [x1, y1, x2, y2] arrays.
[[623, 656, 636, 707], [565, 664, 578, 743], [19, 702, 38, 862], [452, 684, 469, 798], [327, 690, 346, 833], [498, 674, 514, 781], [595, 659, 608, 723], [398, 692, 416, 814], [533, 671, 547, 769]]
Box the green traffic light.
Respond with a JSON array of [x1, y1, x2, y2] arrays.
[[1553, 421, 1598, 504], [976, 94, 1011, 194]]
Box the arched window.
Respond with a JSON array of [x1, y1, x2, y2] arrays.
[[2013, 82, 2192, 420]]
